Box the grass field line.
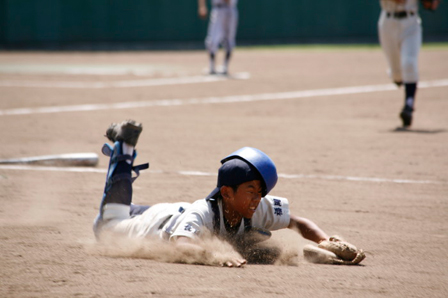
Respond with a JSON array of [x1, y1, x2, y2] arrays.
[[0, 164, 444, 185], [1, 78, 448, 116]]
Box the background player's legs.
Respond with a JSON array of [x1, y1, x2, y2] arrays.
[[209, 52, 216, 74], [223, 51, 231, 75], [378, 15, 402, 85], [399, 18, 422, 127], [222, 7, 238, 75], [205, 8, 225, 74], [399, 83, 417, 127]]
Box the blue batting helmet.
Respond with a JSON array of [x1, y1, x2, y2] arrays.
[[206, 147, 278, 199]]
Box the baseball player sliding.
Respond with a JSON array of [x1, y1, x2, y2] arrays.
[[378, 0, 441, 128], [198, 0, 239, 75], [93, 120, 366, 266]]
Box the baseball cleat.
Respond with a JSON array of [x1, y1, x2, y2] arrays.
[[399, 108, 413, 128], [105, 119, 142, 147]]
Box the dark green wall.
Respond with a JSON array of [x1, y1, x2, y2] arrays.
[[0, 0, 203, 43], [238, 1, 381, 42], [1, 0, 447, 48]]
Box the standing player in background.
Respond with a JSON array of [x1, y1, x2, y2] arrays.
[[198, 0, 239, 75], [377, 0, 440, 128]]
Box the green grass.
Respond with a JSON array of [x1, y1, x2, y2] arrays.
[[237, 42, 448, 51], [421, 42, 448, 49]]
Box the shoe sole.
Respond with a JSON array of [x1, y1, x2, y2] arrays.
[[106, 120, 142, 146]]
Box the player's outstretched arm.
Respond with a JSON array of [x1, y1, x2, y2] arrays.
[[175, 236, 247, 267], [198, 0, 208, 19], [288, 216, 366, 265], [288, 214, 329, 244]]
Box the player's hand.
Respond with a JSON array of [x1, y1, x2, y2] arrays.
[[221, 258, 247, 267], [422, 0, 441, 10], [430, 0, 440, 10], [198, 6, 208, 19]]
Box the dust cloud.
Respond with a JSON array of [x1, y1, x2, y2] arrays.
[[85, 231, 300, 267]]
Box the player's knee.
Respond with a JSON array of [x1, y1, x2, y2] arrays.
[[401, 58, 418, 76], [205, 40, 217, 53]]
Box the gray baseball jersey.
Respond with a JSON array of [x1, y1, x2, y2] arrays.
[[169, 195, 290, 241], [97, 195, 291, 241]]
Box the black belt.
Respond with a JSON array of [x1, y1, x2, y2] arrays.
[[214, 4, 230, 8], [386, 11, 415, 19], [157, 206, 185, 230]]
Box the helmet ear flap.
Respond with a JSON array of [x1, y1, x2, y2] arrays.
[[221, 147, 278, 196]]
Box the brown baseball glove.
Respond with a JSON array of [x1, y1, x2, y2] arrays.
[[421, 0, 441, 11], [303, 235, 366, 265]]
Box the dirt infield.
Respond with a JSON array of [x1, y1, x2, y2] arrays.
[[0, 46, 447, 297]]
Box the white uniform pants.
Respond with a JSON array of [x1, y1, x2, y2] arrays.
[[98, 202, 191, 240], [205, 6, 238, 53], [378, 10, 422, 83]]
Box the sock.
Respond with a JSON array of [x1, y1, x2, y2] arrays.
[[105, 143, 133, 206], [223, 51, 231, 73], [122, 142, 134, 164], [209, 52, 216, 73], [404, 83, 417, 111]]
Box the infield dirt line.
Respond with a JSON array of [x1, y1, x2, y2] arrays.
[[1, 79, 447, 116], [0, 164, 443, 185]]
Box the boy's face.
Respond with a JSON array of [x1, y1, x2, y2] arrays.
[[227, 180, 263, 219]]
